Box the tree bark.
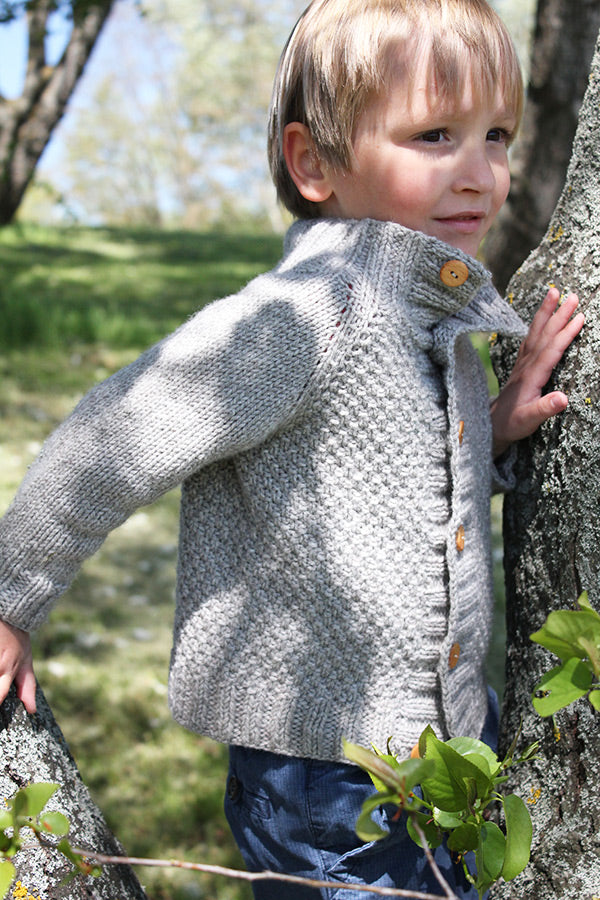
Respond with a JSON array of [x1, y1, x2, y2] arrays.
[[484, 0, 600, 293], [0, 0, 115, 225], [488, 28, 600, 900], [0, 684, 148, 899]]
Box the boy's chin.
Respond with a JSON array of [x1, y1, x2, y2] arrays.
[[437, 235, 482, 258]]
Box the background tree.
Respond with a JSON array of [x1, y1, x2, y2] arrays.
[[484, 0, 600, 292], [0, 0, 115, 225], [488, 27, 600, 900]]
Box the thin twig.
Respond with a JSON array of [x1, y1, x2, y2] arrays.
[[69, 847, 454, 900], [408, 817, 459, 900]]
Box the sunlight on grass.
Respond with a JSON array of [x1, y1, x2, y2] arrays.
[[0, 223, 283, 350]]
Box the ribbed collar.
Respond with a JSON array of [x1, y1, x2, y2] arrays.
[[283, 217, 526, 339]]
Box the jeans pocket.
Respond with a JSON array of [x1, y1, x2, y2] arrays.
[[225, 771, 272, 822], [324, 824, 409, 899]]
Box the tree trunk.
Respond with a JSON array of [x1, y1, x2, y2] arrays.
[[0, 684, 148, 899], [488, 27, 600, 900], [484, 0, 600, 293], [0, 0, 115, 225]]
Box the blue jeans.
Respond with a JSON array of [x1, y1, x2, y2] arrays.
[[224, 689, 499, 899]]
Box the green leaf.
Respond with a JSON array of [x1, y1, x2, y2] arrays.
[[516, 741, 540, 764], [476, 821, 506, 892], [0, 861, 15, 900], [367, 744, 404, 794], [446, 737, 501, 778], [578, 636, 600, 679], [418, 724, 437, 760], [10, 789, 28, 822], [421, 735, 493, 812], [0, 812, 12, 832], [343, 741, 403, 793], [0, 834, 12, 855], [589, 690, 600, 711], [464, 777, 478, 809], [577, 590, 592, 610], [39, 811, 70, 837], [532, 657, 592, 716], [447, 822, 479, 853], [501, 794, 532, 881], [394, 757, 435, 790], [407, 812, 443, 850], [16, 783, 59, 818], [343, 740, 434, 798], [530, 608, 600, 661], [354, 793, 390, 842], [433, 809, 464, 829], [500, 721, 523, 768]]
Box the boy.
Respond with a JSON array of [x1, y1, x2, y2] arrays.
[[0, 0, 585, 897]]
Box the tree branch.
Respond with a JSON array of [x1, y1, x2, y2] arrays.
[[67, 847, 459, 900], [0, 0, 115, 224]]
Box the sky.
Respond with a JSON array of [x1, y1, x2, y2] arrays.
[[0, 9, 71, 99]]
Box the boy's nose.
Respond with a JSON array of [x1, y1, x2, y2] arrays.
[[453, 147, 496, 194]]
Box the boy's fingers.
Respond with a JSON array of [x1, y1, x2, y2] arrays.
[[531, 310, 585, 373], [541, 294, 582, 341], [541, 390, 569, 417], [525, 287, 561, 344], [519, 391, 569, 437], [520, 308, 584, 387], [0, 664, 37, 714], [0, 621, 36, 712], [526, 290, 580, 349], [15, 666, 37, 714]]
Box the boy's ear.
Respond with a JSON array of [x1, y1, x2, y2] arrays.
[[282, 123, 334, 204]]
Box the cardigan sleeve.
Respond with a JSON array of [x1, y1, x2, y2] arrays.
[[0, 284, 322, 630]]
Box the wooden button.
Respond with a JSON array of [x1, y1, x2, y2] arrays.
[[440, 260, 469, 287], [449, 642, 461, 669], [455, 525, 465, 551], [458, 420, 465, 445]]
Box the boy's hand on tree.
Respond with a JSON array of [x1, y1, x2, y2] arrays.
[[0, 620, 37, 713], [490, 287, 585, 458]]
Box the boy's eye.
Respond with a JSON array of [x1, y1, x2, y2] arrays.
[[487, 128, 511, 143], [419, 130, 446, 143]]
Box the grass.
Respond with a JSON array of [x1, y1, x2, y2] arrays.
[[0, 223, 283, 350], [0, 222, 506, 899]]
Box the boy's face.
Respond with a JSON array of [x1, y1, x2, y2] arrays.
[[321, 67, 516, 257]]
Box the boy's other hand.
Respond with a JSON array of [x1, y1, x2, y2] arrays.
[[0, 620, 36, 714], [490, 288, 585, 458]]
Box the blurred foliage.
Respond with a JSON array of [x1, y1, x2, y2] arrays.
[[25, 0, 304, 229]]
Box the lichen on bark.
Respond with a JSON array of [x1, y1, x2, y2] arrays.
[[0, 685, 147, 900]]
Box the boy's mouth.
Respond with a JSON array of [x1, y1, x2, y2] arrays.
[[437, 212, 485, 222], [435, 212, 486, 233]]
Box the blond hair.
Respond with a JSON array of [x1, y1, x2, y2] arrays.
[[268, 0, 524, 218]]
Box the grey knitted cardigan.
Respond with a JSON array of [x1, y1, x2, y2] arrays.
[[0, 218, 527, 762]]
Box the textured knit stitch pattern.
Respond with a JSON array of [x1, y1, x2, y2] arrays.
[[0, 218, 527, 762]]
